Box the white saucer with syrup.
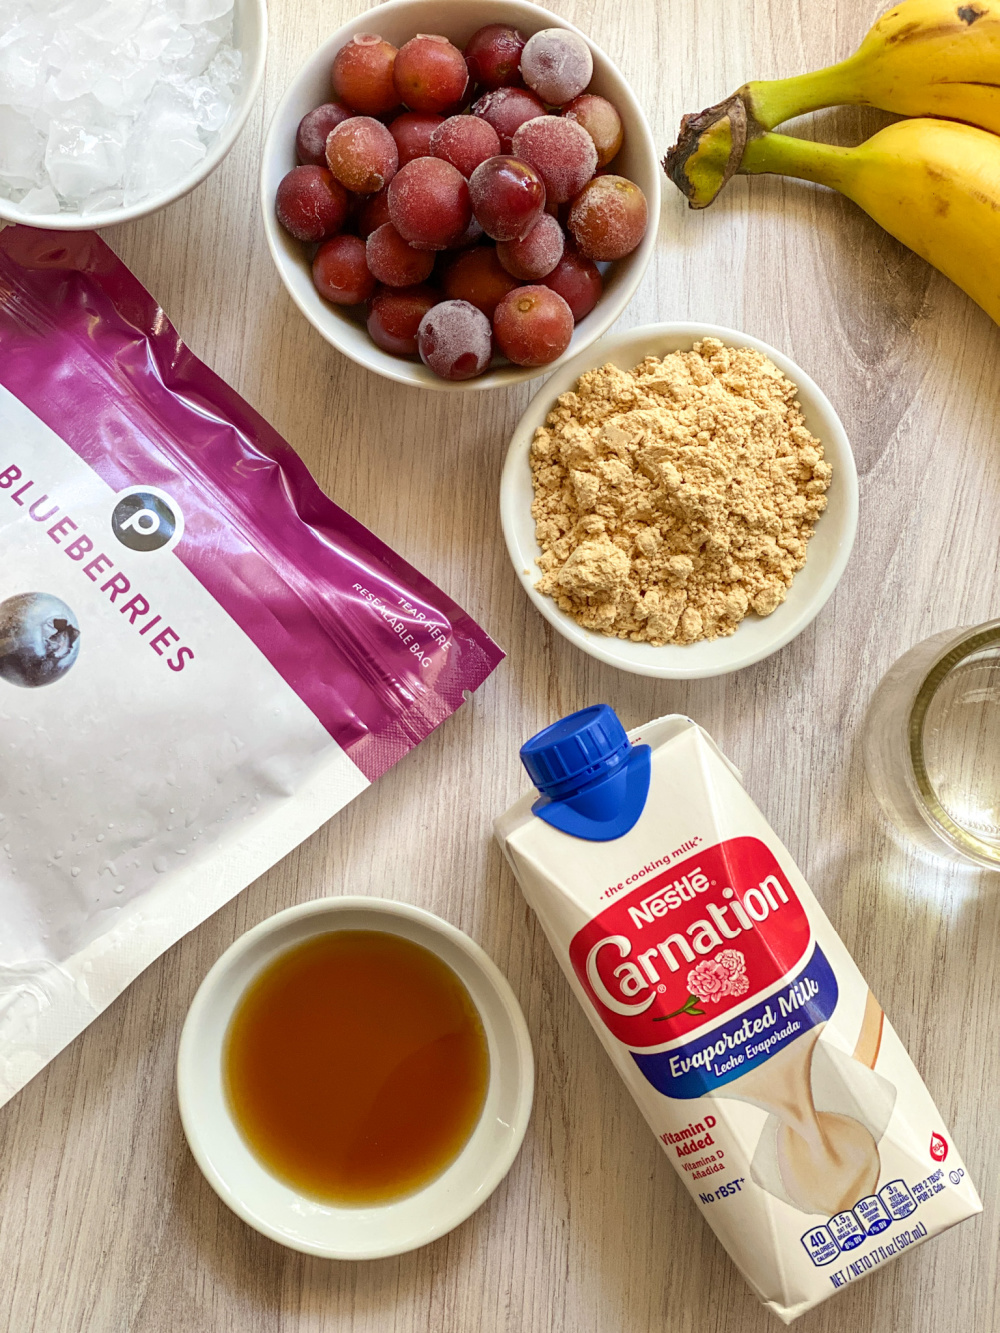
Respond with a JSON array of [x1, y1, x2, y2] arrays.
[[177, 896, 534, 1258]]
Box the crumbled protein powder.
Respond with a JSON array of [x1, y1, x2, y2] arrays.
[[529, 340, 832, 645]]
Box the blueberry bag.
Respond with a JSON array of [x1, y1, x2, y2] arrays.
[[0, 226, 502, 1108]]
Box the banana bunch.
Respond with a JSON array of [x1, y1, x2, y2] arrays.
[[663, 0, 1000, 324]]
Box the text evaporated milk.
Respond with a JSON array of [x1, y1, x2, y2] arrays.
[[495, 708, 981, 1322]]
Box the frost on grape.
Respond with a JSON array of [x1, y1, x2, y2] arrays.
[[520, 28, 593, 107], [417, 300, 492, 380]]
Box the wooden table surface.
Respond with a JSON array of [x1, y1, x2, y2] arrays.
[[2, 0, 998, 1329]]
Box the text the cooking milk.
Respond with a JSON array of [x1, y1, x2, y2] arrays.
[[495, 709, 980, 1323]]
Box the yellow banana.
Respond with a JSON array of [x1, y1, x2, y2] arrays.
[[664, 0, 1000, 207], [737, 119, 1000, 325], [745, 0, 1000, 134]]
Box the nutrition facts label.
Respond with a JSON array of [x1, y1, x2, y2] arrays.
[[800, 1178, 929, 1268]]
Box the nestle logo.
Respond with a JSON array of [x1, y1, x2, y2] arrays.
[[629, 868, 710, 928]]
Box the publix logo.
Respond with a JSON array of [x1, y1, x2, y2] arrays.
[[569, 838, 812, 1049], [111, 486, 183, 553]]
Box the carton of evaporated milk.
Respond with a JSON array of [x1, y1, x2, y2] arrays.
[[495, 707, 981, 1322]]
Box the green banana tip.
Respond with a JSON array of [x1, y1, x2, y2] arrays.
[[662, 91, 752, 209]]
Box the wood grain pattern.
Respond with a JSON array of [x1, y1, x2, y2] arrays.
[[1, 0, 998, 1329]]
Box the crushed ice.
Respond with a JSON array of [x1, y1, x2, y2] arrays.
[[0, 0, 242, 213]]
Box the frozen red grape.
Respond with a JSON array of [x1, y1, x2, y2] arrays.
[[520, 28, 593, 106], [367, 284, 439, 354], [325, 116, 398, 193], [356, 186, 391, 238], [275, 165, 349, 241], [393, 34, 468, 114], [429, 115, 501, 178], [468, 155, 545, 242], [563, 94, 623, 168], [417, 299, 493, 380], [388, 110, 444, 166], [496, 212, 564, 279], [511, 115, 597, 204], [463, 24, 526, 90], [540, 245, 602, 321], [471, 86, 545, 152], [442, 245, 520, 317], [366, 222, 436, 286], [312, 234, 375, 304], [388, 156, 471, 250], [331, 34, 399, 116], [296, 103, 353, 165], [492, 285, 573, 366], [568, 174, 647, 260]]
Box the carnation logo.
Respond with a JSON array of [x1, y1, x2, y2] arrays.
[[569, 838, 811, 1049], [111, 487, 183, 553]]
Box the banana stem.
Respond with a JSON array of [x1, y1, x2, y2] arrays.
[[663, 56, 868, 207], [740, 132, 856, 194], [743, 59, 865, 131]]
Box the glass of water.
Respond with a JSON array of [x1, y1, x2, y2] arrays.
[[863, 620, 1000, 869]]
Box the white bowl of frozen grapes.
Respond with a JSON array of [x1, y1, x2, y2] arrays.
[[0, 0, 267, 232], [259, 0, 661, 390]]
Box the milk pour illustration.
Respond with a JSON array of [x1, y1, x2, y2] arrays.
[[496, 708, 981, 1323]]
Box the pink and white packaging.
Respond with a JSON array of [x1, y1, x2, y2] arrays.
[[0, 226, 502, 1109], [496, 714, 981, 1322]]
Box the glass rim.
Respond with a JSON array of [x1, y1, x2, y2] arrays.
[[908, 619, 1000, 867]]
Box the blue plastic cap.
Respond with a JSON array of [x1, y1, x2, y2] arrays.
[[520, 704, 631, 802], [519, 705, 651, 841]]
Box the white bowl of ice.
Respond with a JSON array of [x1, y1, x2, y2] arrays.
[[0, 0, 267, 231]]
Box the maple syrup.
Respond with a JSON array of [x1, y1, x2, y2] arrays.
[[224, 929, 490, 1205]]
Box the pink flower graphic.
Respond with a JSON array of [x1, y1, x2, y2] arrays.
[[654, 949, 750, 1022], [686, 959, 730, 1003], [716, 949, 748, 995], [687, 950, 749, 1004]]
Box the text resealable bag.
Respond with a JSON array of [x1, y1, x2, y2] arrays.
[[495, 708, 981, 1323], [0, 225, 503, 1109]]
